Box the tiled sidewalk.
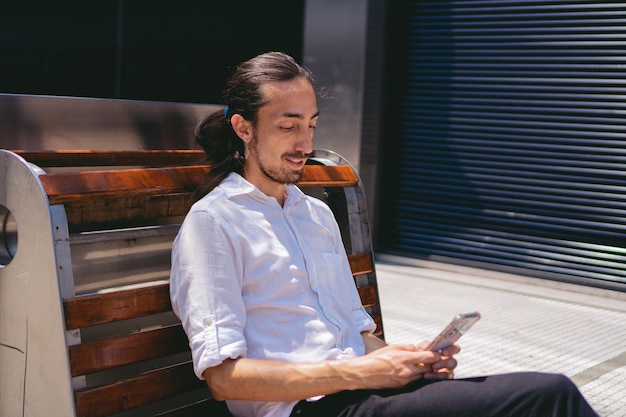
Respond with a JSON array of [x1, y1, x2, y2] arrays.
[[375, 256, 626, 417]]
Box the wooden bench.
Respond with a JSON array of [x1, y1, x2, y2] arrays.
[[0, 149, 383, 417]]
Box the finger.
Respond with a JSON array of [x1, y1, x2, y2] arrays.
[[394, 345, 420, 352], [412, 362, 437, 379], [433, 357, 458, 371], [414, 340, 430, 351], [441, 343, 461, 356], [421, 350, 442, 365]]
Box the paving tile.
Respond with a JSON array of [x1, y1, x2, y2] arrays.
[[581, 367, 626, 417]]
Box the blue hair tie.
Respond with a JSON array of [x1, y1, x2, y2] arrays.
[[223, 106, 229, 117]]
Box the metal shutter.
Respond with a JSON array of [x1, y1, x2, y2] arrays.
[[378, 1, 626, 290]]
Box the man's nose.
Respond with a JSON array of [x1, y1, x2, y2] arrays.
[[295, 128, 313, 154]]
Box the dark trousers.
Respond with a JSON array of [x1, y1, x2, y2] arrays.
[[290, 372, 598, 417]]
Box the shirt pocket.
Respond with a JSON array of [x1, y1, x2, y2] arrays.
[[318, 252, 360, 305]]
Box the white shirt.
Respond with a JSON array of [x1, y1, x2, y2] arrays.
[[170, 172, 376, 417]]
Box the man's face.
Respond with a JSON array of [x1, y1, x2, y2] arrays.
[[244, 77, 319, 189]]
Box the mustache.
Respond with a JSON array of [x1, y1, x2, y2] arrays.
[[284, 152, 313, 159]]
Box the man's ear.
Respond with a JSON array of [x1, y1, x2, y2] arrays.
[[230, 114, 253, 143]]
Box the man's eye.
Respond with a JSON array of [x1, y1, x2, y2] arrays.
[[280, 126, 294, 131]]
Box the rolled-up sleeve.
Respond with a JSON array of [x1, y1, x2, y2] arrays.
[[170, 209, 248, 379]]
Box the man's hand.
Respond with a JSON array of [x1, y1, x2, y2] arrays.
[[357, 333, 459, 386], [416, 340, 460, 380], [345, 343, 452, 389]]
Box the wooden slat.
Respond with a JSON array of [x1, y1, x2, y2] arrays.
[[357, 285, 378, 308], [69, 325, 189, 376], [64, 283, 171, 329], [17, 150, 357, 188], [349, 252, 378, 307], [297, 165, 359, 188], [74, 362, 205, 417], [348, 252, 373, 276], [41, 166, 209, 205], [15, 150, 357, 190], [14, 150, 206, 167], [372, 314, 384, 337], [40, 164, 358, 205], [62, 193, 194, 227]]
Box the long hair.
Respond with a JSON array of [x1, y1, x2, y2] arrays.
[[193, 52, 316, 200]]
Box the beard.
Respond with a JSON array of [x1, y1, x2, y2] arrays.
[[260, 162, 304, 184], [249, 136, 309, 185]]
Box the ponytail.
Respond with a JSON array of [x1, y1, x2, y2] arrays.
[[192, 108, 244, 200]]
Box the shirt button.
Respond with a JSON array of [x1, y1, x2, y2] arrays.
[[204, 317, 214, 326]]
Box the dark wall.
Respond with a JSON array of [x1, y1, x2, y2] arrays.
[[0, 0, 304, 104]]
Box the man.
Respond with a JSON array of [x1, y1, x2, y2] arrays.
[[170, 52, 598, 417]]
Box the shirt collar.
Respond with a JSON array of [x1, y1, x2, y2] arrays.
[[219, 172, 305, 205]]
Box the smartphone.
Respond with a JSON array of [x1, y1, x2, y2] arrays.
[[426, 311, 481, 351]]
